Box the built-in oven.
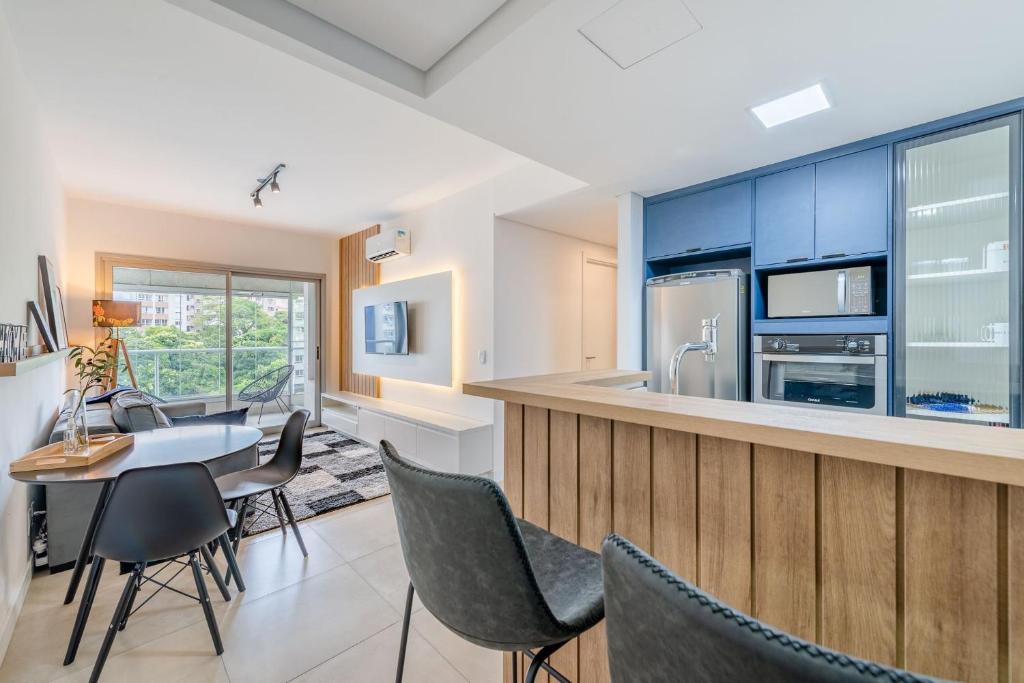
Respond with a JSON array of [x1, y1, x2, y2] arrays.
[[753, 334, 887, 415]]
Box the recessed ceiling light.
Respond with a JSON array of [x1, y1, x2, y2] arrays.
[[751, 83, 831, 128]]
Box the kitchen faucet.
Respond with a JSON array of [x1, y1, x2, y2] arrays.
[[668, 314, 719, 395]]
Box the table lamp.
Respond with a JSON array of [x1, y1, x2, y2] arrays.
[[92, 299, 141, 389]]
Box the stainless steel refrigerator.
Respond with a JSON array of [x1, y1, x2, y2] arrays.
[[646, 269, 748, 399]]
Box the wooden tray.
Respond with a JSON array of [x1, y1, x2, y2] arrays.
[[10, 433, 135, 473]]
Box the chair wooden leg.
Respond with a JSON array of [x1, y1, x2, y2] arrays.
[[271, 489, 289, 536], [227, 497, 249, 587], [277, 489, 308, 557], [200, 544, 231, 602], [395, 583, 414, 683], [218, 532, 246, 592], [89, 564, 141, 683], [190, 552, 224, 655], [65, 557, 106, 665]]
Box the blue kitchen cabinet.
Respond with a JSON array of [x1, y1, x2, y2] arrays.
[[754, 165, 815, 266], [645, 180, 752, 259], [814, 146, 888, 259]]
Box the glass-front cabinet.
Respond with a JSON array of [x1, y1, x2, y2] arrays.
[[894, 114, 1022, 426]]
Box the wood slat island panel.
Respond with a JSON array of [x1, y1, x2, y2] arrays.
[[819, 456, 897, 665], [475, 372, 1024, 682]]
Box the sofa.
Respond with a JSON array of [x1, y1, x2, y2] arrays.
[[48, 394, 208, 445], [42, 392, 259, 570]]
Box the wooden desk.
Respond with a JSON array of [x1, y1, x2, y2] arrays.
[[466, 370, 1024, 683]]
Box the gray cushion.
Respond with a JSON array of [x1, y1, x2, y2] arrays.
[[110, 391, 171, 433], [169, 408, 248, 427]]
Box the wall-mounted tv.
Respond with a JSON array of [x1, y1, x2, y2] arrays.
[[364, 301, 409, 355]]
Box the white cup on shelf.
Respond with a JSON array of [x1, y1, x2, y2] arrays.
[[980, 322, 1009, 346]]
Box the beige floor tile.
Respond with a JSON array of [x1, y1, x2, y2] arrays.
[[293, 622, 466, 683], [210, 524, 345, 604], [217, 564, 400, 682], [348, 543, 423, 614], [49, 621, 230, 683], [0, 563, 217, 682], [412, 611, 502, 683], [309, 498, 400, 561]]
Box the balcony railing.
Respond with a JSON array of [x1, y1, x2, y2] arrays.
[[126, 346, 305, 402]]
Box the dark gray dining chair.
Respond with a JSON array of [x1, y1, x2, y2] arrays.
[[379, 440, 605, 683], [64, 462, 243, 683], [217, 408, 310, 580], [601, 534, 943, 683]]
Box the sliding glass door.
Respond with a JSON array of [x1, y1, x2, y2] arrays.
[[230, 275, 319, 425], [106, 259, 322, 428]]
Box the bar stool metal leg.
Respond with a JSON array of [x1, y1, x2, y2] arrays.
[[395, 583, 415, 683]]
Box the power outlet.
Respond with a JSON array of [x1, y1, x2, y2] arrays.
[[478, 350, 487, 365]]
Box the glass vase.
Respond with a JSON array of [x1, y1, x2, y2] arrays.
[[63, 402, 90, 454]]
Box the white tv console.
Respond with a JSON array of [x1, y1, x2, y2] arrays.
[[321, 391, 493, 475]]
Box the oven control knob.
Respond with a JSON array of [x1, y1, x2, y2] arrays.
[[769, 339, 786, 351], [845, 340, 859, 353]]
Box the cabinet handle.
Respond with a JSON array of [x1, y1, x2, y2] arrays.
[[822, 252, 846, 259], [685, 247, 701, 253], [785, 257, 809, 263]]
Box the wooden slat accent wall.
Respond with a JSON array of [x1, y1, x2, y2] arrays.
[[503, 411, 1021, 683], [339, 226, 381, 397]]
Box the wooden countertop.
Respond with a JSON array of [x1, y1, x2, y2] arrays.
[[464, 369, 1024, 487]]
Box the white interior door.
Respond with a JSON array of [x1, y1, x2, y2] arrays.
[[582, 256, 617, 370]]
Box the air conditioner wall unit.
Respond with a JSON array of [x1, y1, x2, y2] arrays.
[[365, 228, 411, 263]]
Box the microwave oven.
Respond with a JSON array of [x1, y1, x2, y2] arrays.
[[767, 266, 874, 318]]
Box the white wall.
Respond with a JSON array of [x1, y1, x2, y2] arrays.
[[0, 8, 67, 662], [491, 218, 616, 475], [63, 198, 340, 393], [617, 191, 644, 370], [377, 181, 495, 424]]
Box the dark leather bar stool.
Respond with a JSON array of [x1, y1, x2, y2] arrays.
[[217, 408, 310, 581], [65, 462, 243, 683], [601, 534, 944, 683], [379, 440, 604, 683]]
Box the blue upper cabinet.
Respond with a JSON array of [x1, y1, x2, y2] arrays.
[[645, 180, 752, 260], [754, 165, 815, 266], [814, 146, 888, 259]]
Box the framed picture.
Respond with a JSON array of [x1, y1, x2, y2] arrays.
[[27, 301, 56, 353], [38, 255, 68, 350]]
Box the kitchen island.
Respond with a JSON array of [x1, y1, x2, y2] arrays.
[[464, 370, 1024, 683]]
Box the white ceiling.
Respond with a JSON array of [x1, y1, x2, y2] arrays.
[[0, 0, 531, 235], [177, 0, 1024, 246], [286, 0, 507, 71], [7, 0, 1024, 247]]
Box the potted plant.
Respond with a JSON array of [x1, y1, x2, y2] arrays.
[[64, 334, 117, 453]]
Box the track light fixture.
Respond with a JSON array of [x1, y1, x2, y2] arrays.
[[250, 163, 285, 207]]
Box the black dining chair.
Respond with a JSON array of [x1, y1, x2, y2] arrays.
[[601, 534, 943, 683], [64, 462, 244, 683], [379, 440, 605, 683], [217, 408, 310, 579]]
